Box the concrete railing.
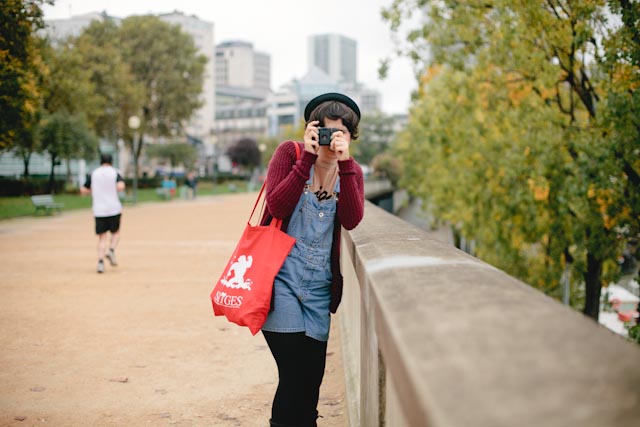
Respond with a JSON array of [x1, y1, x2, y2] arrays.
[[338, 201, 640, 427]]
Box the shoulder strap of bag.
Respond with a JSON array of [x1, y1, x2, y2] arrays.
[[293, 140, 301, 160], [249, 141, 301, 227]]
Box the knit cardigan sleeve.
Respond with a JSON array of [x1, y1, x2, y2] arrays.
[[265, 140, 364, 230], [336, 158, 364, 230], [265, 141, 316, 219]]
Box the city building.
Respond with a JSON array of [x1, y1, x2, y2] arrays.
[[215, 41, 271, 95], [212, 40, 272, 170], [42, 11, 120, 40], [266, 67, 382, 137], [214, 101, 269, 154], [308, 34, 357, 85], [266, 67, 339, 137], [213, 32, 382, 168]]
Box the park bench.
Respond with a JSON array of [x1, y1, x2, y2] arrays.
[[156, 187, 172, 199], [31, 194, 64, 215], [118, 191, 136, 205]]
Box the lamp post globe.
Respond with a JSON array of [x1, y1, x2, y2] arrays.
[[128, 115, 140, 130]]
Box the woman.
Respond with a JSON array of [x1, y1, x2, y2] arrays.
[[261, 93, 365, 427]]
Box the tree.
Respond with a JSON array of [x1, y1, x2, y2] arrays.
[[40, 112, 98, 192], [73, 19, 143, 142], [146, 143, 198, 172], [371, 152, 403, 186], [383, 0, 640, 320], [227, 138, 261, 170], [0, 0, 50, 152], [116, 15, 207, 185], [37, 36, 102, 185], [258, 119, 306, 168], [40, 36, 101, 124], [600, 0, 640, 266], [352, 112, 397, 166]]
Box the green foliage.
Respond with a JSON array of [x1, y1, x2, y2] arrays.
[[259, 120, 306, 167], [4, 12, 207, 181], [146, 143, 198, 170], [371, 152, 403, 186], [0, 176, 65, 197], [40, 111, 98, 166], [0, 182, 252, 220], [227, 138, 261, 169], [117, 16, 207, 138], [112, 15, 208, 178], [629, 324, 640, 345], [0, 0, 51, 150], [73, 19, 143, 141], [384, 0, 640, 319], [40, 37, 102, 121], [352, 112, 398, 166], [0, 193, 91, 219]]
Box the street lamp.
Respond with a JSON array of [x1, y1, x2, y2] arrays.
[[258, 143, 267, 174], [128, 115, 141, 203]]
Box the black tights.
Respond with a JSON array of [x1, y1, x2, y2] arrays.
[[262, 331, 328, 427]]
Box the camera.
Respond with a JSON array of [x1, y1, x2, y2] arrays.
[[318, 127, 340, 146]]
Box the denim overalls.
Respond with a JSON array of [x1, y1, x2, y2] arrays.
[[262, 166, 340, 342]]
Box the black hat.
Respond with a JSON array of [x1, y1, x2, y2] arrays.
[[304, 92, 361, 121]]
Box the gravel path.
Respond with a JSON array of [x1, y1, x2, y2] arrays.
[[0, 194, 346, 426]]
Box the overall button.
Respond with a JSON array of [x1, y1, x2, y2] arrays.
[[319, 212, 324, 218]]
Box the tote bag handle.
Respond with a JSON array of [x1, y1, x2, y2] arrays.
[[247, 142, 301, 228]]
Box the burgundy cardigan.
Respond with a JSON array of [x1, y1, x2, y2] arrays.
[[260, 141, 365, 313]]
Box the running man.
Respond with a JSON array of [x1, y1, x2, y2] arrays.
[[80, 153, 125, 273]]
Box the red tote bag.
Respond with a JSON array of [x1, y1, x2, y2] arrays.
[[210, 143, 299, 335]]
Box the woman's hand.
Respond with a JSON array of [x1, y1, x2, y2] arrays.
[[330, 131, 350, 161], [303, 121, 320, 154]]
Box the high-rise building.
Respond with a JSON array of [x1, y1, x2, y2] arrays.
[[308, 34, 357, 85], [215, 41, 271, 95]]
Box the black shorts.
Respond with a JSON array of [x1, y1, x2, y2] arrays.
[[95, 214, 121, 235]]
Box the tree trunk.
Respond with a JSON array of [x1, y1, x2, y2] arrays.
[[562, 248, 574, 305], [48, 154, 57, 194], [583, 252, 603, 321], [132, 133, 143, 202], [135, 133, 144, 173], [66, 159, 72, 184], [22, 152, 31, 177]]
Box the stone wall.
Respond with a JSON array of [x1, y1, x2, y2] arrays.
[[339, 201, 640, 426]]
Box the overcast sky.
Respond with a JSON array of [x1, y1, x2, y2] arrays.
[[43, 0, 417, 115]]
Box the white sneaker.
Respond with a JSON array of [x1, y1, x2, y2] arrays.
[[97, 260, 105, 273], [106, 250, 118, 266]]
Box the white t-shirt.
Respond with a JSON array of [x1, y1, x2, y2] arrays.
[[88, 165, 123, 217]]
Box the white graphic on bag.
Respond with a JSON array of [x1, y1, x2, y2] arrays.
[[214, 291, 243, 308], [220, 254, 253, 290]]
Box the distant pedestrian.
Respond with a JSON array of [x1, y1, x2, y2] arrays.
[[185, 171, 198, 199], [161, 175, 177, 198], [80, 153, 125, 273]]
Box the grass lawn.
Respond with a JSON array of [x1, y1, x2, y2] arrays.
[[0, 180, 251, 221]]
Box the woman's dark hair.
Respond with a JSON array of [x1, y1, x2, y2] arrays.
[[307, 101, 360, 140]]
